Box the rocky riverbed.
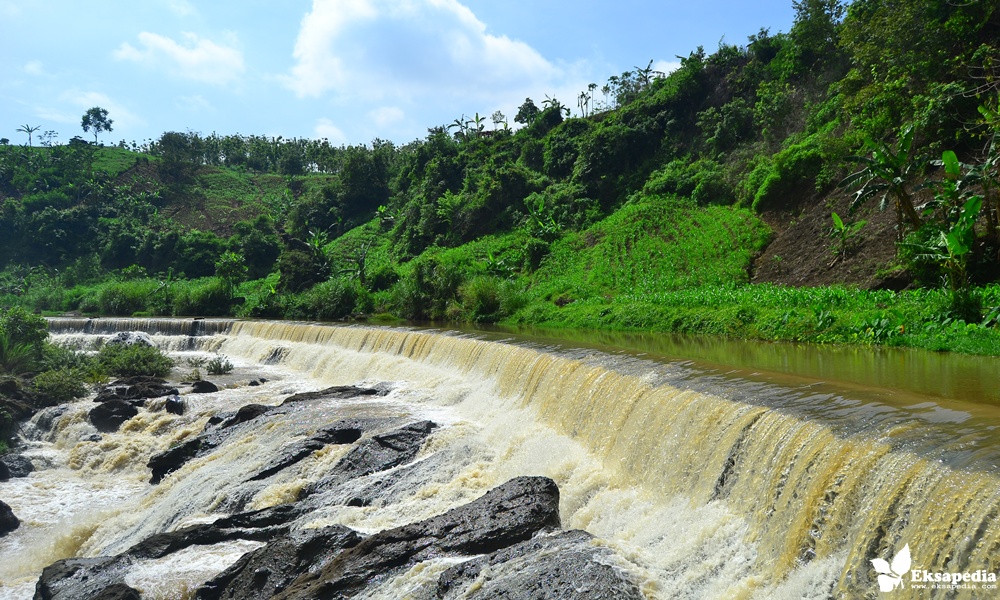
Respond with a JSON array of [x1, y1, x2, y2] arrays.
[[2, 369, 646, 599]]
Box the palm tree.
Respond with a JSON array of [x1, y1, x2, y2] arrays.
[[16, 124, 40, 147]]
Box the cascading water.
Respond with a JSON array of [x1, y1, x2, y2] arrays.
[[1, 317, 998, 599]]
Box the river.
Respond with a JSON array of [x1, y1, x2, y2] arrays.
[[1, 318, 999, 599]]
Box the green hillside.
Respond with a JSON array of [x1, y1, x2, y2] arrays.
[[4, 0, 1000, 355]]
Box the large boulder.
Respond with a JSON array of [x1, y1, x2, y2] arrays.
[[0, 499, 18, 537], [1, 452, 34, 478], [274, 476, 561, 599], [190, 380, 219, 394], [195, 526, 363, 600], [436, 529, 645, 599], [89, 400, 138, 433], [94, 376, 177, 404]]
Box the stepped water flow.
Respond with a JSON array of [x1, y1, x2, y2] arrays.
[[1, 318, 998, 598]]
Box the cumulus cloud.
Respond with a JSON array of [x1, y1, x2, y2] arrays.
[[114, 31, 245, 85], [34, 90, 144, 136], [23, 61, 44, 76], [369, 106, 405, 128], [653, 60, 682, 76], [166, 0, 196, 17], [284, 0, 558, 103], [315, 118, 348, 144]]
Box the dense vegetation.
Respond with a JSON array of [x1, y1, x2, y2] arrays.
[[4, 0, 1000, 355]]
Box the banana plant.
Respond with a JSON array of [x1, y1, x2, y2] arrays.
[[840, 124, 925, 233]]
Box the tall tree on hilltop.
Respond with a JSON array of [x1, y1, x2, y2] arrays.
[[81, 107, 113, 144]]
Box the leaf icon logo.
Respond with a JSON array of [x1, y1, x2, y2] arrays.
[[872, 544, 911, 592]]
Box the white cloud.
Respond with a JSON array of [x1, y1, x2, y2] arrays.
[[177, 95, 214, 112], [166, 0, 196, 17], [315, 118, 347, 144], [653, 60, 682, 76], [369, 106, 405, 128], [23, 61, 44, 76], [284, 0, 558, 103], [114, 31, 245, 85], [36, 91, 145, 135]]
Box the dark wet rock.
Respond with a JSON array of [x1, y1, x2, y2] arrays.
[[0, 499, 18, 536], [89, 400, 139, 433], [148, 436, 206, 484], [275, 476, 561, 599], [165, 395, 185, 415], [247, 420, 367, 482], [195, 526, 363, 600], [33, 557, 117, 600], [32, 405, 70, 432], [248, 379, 262, 386], [1, 452, 34, 478], [33, 503, 305, 599], [0, 378, 18, 396], [191, 380, 219, 394], [310, 420, 437, 494], [280, 385, 386, 405], [209, 403, 272, 430], [0, 460, 8, 481], [95, 376, 177, 403], [436, 529, 645, 599], [81, 433, 102, 442], [106, 331, 154, 347], [90, 583, 142, 600]]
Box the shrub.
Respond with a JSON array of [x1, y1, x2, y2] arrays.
[[32, 368, 88, 406], [97, 343, 174, 378], [172, 278, 232, 316], [206, 355, 234, 375]]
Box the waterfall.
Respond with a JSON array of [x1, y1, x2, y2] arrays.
[[3, 317, 998, 598]]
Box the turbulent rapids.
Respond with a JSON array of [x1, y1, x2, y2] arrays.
[[2, 318, 1000, 599]]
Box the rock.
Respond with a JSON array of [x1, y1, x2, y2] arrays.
[[33, 557, 117, 600], [165, 395, 185, 415], [148, 436, 205, 484], [91, 583, 142, 600], [310, 420, 437, 494], [248, 379, 261, 386], [1, 452, 34, 478], [247, 419, 366, 482], [0, 460, 8, 481], [81, 433, 102, 442], [280, 385, 386, 405], [88, 400, 138, 433], [0, 499, 18, 536], [0, 378, 18, 396], [95, 376, 177, 403], [209, 403, 272, 429], [105, 331, 154, 347], [275, 476, 561, 599], [195, 526, 363, 600], [436, 529, 645, 599], [33, 502, 304, 599], [33, 405, 70, 432], [191, 380, 219, 394]]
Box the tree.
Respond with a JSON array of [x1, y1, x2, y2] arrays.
[[514, 98, 540, 125], [81, 107, 113, 143], [16, 124, 40, 147]]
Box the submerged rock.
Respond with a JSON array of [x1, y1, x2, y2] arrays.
[[0, 499, 19, 537], [165, 395, 185, 415], [105, 331, 154, 347], [89, 400, 139, 433], [246, 419, 367, 482], [274, 476, 561, 599], [280, 385, 387, 405], [436, 529, 645, 599]]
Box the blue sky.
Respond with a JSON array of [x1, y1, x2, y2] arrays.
[[1, 0, 796, 147]]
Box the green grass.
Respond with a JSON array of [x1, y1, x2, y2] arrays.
[[530, 195, 771, 302]]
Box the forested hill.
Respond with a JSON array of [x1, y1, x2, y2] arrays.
[[4, 0, 1000, 354]]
